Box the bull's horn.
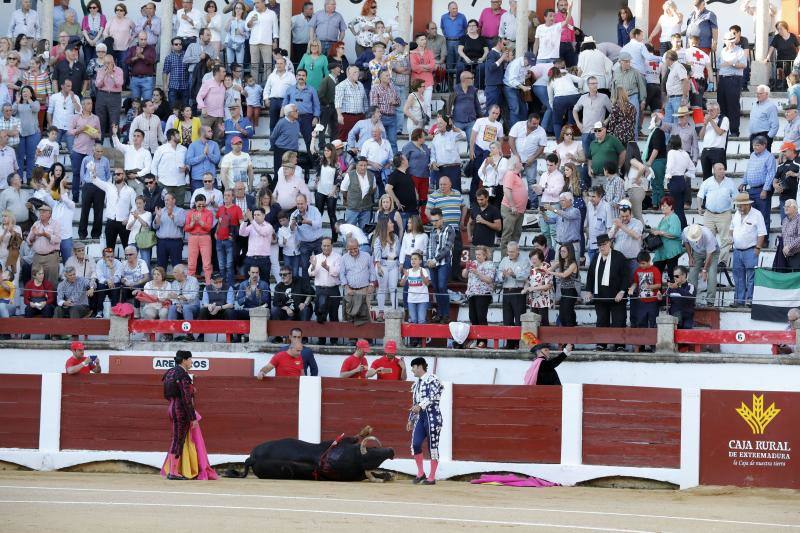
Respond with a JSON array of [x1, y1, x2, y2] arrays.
[[360, 436, 382, 455]]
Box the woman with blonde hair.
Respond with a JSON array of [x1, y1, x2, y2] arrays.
[[607, 87, 637, 146], [224, 1, 248, 66], [297, 40, 329, 90], [376, 193, 404, 240], [477, 140, 508, 207], [0, 210, 22, 281], [651, 1, 683, 55], [372, 218, 400, 321], [0, 38, 13, 69]]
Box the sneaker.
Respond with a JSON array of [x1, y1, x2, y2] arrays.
[[412, 475, 426, 484], [421, 479, 436, 485], [94, 312, 104, 318]]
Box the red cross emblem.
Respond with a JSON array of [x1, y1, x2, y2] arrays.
[[692, 50, 705, 62]]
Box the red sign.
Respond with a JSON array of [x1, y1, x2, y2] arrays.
[[700, 390, 800, 489], [109, 355, 254, 377]]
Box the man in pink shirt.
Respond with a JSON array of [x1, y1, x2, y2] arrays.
[[196, 64, 226, 140], [554, 0, 577, 67], [94, 54, 124, 141], [500, 155, 526, 254], [184, 194, 215, 284], [238, 206, 275, 279], [478, 0, 506, 42]]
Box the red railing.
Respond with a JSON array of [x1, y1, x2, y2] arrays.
[[401, 323, 522, 348], [675, 329, 795, 346], [129, 320, 250, 342], [0, 318, 110, 339]]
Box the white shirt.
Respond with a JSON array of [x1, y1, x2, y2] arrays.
[[35, 138, 60, 169], [472, 117, 504, 151], [152, 143, 188, 187], [190, 186, 224, 221], [503, 56, 527, 88], [657, 13, 682, 42], [684, 46, 711, 79], [176, 8, 203, 38], [620, 39, 649, 74], [112, 137, 152, 177], [93, 179, 137, 222], [263, 70, 297, 100], [665, 150, 695, 183], [399, 232, 428, 264], [537, 169, 565, 203], [535, 22, 562, 60], [47, 91, 81, 131], [202, 13, 224, 43], [547, 73, 581, 105], [509, 121, 547, 162], [341, 171, 372, 199], [129, 114, 165, 152], [577, 49, 614, 88], [308, 251, 342, 286], [246, 8, 279, 45], [498, 11, 518, 41], [338, 223, 369, 245], [478, 156, 509, 188], [665, 62, 688, 96], [701, 115, 729, 150], [220, 151, 253, 191], [126, 210, 153, 242], [37, 191, 74, 240], [360, 138, 393, 166], [430, 130, 465, 165], [731, 208, 767, 249]]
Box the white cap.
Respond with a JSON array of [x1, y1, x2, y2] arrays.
[[592, 121, 604, 130]]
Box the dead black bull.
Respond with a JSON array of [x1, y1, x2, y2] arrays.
[[224, 426, 395, 482]]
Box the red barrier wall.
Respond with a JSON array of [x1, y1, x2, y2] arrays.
[[60, 375, 299, 454], [700, 390, 800, 489], [582, 385, 681, 468], [0, 375, 41, 449], [321, 378, 411, 458], [452, 385, 562, 463]]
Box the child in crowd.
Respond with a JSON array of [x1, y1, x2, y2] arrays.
[[277, 210, 301, 278], [163, 102, 183, 138], [629, 251, 662, 352], [34, 127, 61, 175], [372, 21, 391, 46], [223, 73, 242, 120], [400, 252, 430, 346], [243, 74, 263, 128]]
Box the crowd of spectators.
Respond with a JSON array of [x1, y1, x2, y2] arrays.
[[0, 0, 798, 350]]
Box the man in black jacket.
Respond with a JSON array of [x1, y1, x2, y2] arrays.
[[526, 343, 572, 385], [141, 174, 165, 214], [271, 267, 315, 321], [583, 234, 630, 351]]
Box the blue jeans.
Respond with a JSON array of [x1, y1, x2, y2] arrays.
[[168, 302, 200, 320], [484, 84, 503, 114], [245, 254, 272, 280], [502, 85, 524, 125], [407, 301, 429, 324], [452, 120, 474, 147], [59, 238, 73, 265], [299, 238, 323, 281], [345, 209, 371, 230], [750, 187, 772, 235], [552, 93, 580, 140], [663, 95, 681, 130], [394, 84, 409, 134], [581, 132, 595, 158], [129, 76, 155, 100], [733, 248, 757, 305], [629, 93, 641, 134], [168, 88, 191, 108], [17, 132, 40, 181], [156, 238, 184, 270], [431, 264, 451, 319], [446, 40, 460, 71], [283, 254, 301, 278], [216, 238, 235, 285], [138, 247, 153, 267], [381, 114, 398, 155], [70, 152, 87, 203], [227, 45, 245, 66], [532, 85, 552, 133], [57, 129, 74, 152]]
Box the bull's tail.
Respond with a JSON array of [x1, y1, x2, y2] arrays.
[[223, 456, 253, 478]]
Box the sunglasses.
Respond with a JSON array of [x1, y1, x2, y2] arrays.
[[280, 273, 291, 277], [125, 253, 135, 256], [89, 5, 99, 9], [203, 180, 213, 183]]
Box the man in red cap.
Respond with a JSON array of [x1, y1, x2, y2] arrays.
[[367, 340, 406, 380], [65, 342, 102, 375], [340, 339, 370, 378], [220, 134, 254, 191]]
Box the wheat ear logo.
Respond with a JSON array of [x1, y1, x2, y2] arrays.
[[736, 394, 781, 435]]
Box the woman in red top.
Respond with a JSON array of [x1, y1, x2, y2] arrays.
[[410, 33, 436, 115], [185, 194, 215, 284], [24, 265, 55, 318]]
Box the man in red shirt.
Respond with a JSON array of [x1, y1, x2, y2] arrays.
[[367, 340, 407, 380], [65, 341, 102, 375], [340, 339, 370, 378], [256, 344, 304, 378]]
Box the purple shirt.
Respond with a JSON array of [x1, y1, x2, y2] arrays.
[[478, 8, 506, 39]]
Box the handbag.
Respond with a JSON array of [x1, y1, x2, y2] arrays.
[[643, 231, 663, 253], [414, 94, 430, 124], [135, 227, 157, 249]]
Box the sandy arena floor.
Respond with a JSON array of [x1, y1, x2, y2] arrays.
[[0, 471, 798, 532]]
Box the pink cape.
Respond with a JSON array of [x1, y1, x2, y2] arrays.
[[523, 356, 545, 385], [470, 474, 560, 487], [160, 412, 218, 480]]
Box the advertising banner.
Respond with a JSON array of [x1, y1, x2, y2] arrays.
[[700, 390, 800, 489]]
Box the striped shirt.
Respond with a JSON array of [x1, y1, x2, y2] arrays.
[[335, 79, 368, 114], [426, 190, 465, 227], [427, 224, 456, 265], [370, 82, 400, 116], [341, 251, 376, 288], [57, 277, 92, 306]]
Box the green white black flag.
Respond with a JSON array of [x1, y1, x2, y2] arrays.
[[751, 269, 800, 323]]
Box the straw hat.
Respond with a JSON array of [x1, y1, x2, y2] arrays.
[[685, 224, 703, 242], [673, 105, 692, 117], [733, 192, 754, 205]]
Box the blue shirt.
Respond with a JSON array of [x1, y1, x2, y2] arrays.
[[223, 117, 255, 153], [185, 139, 221, 183], [347, 118, 379, 150], [279, 345, 319, 376], [749, 100, 779, 138], [282, 84, 320, 117], [440, 12, 468, 39], [235, 278, 271, 308], [291, 205, 324, 242], [153, 206, 187, 239], [744, 149, 778, 191], [270, 117, 300, 150], [697, 176, 738, 213], [484, 49, 505, 87], [685, 8, 718, 49], [79, 156, 111, 185], [162, 52, 189, 90], [401, 142, 431, 178]]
